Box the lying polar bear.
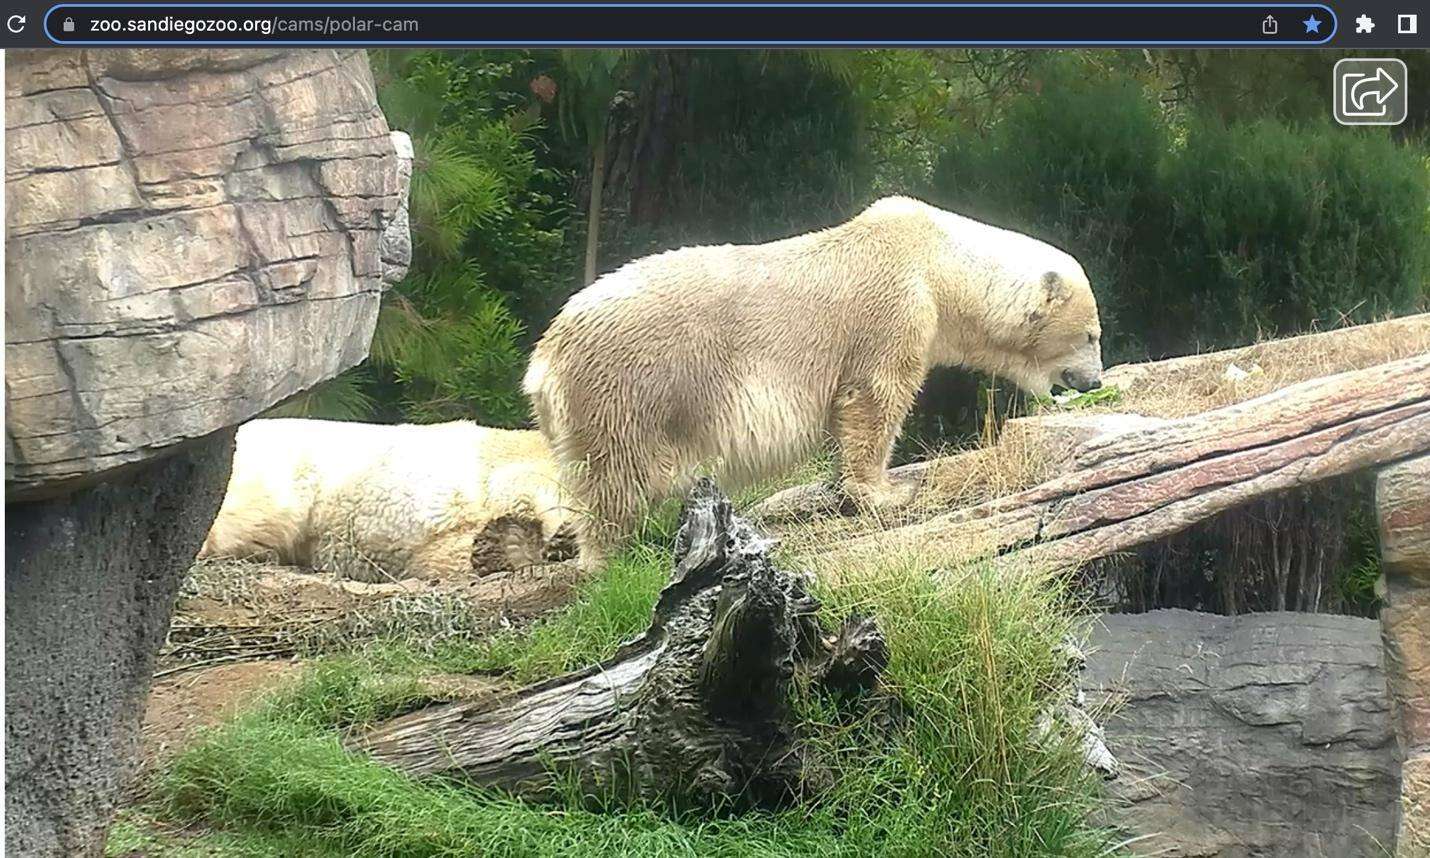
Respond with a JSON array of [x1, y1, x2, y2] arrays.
[[199, 418, 574, 581]]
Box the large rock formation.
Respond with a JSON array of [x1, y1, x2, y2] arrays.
[[1085, 610, 1399, 856], [5, 435, 236, 853], [5, 49, 410, 500], [4, 49, 409, 857], [1377, 454, 1430, 855]]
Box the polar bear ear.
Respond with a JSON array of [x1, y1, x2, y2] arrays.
[[1041, 271, 1073, 305], [1026, 271, 1070, 325]]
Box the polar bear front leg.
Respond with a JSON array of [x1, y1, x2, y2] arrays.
[[832, 366, 923, 513]]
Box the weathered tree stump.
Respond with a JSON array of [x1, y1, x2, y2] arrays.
[[355, 478, 889, 804]]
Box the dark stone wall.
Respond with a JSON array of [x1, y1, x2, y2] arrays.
[[5, 431, 235, 857], [1085, 609, 1400, 857]]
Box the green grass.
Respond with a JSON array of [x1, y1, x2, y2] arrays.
[[467, 540, 673, 682], [123, 494, 1113, 857]]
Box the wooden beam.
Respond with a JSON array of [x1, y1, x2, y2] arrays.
[[803, 354, 1430, 574]]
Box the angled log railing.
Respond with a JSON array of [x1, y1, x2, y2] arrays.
[[803, 353, 1430, 575]]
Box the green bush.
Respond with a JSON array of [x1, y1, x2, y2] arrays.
[[1164, 119, 1430, 347], [930, 66, 1430, 361], [373, 261, 531, 425]]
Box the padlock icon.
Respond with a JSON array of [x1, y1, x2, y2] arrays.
[[1261, 15, 1278, 35], [62, 17, 75, 32]]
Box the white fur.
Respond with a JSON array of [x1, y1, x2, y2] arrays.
[[526, 196, 1103, 567], [199, 418, 572, 581]]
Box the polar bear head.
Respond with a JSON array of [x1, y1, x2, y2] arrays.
[[1007, 267, 1104, 397], [917, 202, 1104, 398]]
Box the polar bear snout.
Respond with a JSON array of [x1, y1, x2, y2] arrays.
[[1060, 368, 1102, 392], [1048, 331, 1104, 394]]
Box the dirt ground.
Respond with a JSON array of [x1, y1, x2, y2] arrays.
[[140, 660, 303, 774], [137, 558, 587, 774]]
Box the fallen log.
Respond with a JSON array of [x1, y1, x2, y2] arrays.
[[750, 413, 1166, 527], [354, 479, 891, 804], [804, 353, 1430, 575], [1101, 311, 1430, 394]]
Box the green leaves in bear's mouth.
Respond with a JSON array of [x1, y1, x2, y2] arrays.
[[1038, 386, 1123, 409]]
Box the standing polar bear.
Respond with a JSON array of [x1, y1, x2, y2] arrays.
[[199, 419, 573, 581], [525, 196, 1104, 568]]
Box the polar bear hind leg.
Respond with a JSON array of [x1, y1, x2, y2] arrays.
[[567, 437, 685, 572]]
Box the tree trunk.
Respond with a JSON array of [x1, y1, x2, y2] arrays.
[[582, 131, 608, 286], [628, 51, 689, 225], [354, 479, 890, 805]]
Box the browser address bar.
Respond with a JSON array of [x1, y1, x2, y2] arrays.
[[42, 3, 1339, 46]]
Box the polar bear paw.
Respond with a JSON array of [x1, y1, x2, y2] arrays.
[[842, 476, 920, 516]]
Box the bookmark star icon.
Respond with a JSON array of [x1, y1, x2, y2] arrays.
[[1303, 14, 1323, 33]]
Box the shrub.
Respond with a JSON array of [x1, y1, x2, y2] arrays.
[[1163, 119, 1430, 347], [930, 66, 1430, 362]]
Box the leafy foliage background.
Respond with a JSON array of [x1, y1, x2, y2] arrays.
[[280, 49, 1429, 437]]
